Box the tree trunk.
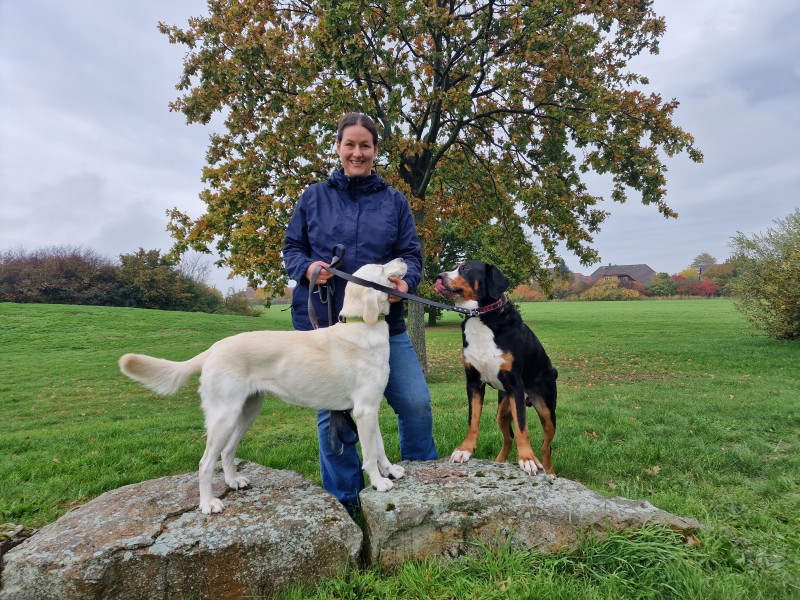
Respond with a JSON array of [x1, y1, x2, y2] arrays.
[[427, 309, 438, 327], [408, 192, 429, 376], [407, 301, 428, 378]]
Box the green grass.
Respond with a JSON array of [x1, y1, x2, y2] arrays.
[[1, 300, 798, 598]]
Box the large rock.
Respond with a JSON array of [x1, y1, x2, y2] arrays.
[[1, 461, 362, 600], [361, 459, 700, 570], [0, 524, 35, 562]]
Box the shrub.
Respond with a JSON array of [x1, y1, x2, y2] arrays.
[[701, 262, 735, 296], [218, 290, 261, 316], [579, 279, 642, 301], [670, 275, 696, 296], [509, 283, 546, 302], [117, 249, 196, 310], [729, 209, 800, 340], [0, 246, 232, 314], [693, 280, 718, 297], [620, 279, 650, 296], [661, 275, 717, 297], [0, 246, 124, 305], [646, 273, 677, 296]]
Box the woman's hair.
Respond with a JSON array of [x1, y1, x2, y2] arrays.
[[336, 112, 379, 145]]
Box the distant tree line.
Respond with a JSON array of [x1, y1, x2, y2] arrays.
[[509, 208, 800, 340], [511, 263, 734, 303], [3, 208, 797, 340], [0, 246, 258, 316]]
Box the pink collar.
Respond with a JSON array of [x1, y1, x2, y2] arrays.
[[476, 295, 508, 315]]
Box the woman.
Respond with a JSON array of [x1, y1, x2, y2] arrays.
[[283, 113, 438, 512]]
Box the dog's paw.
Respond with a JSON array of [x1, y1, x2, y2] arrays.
[[371, 477, 395, 492], [199, 498, 225, 514], [518, 459, 542, 475], [450, 450, 472, 464], [226, 475, 251, 490], [386, 464, 405, 480]]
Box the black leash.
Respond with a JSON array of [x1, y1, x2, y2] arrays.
[[321, 264, 481, 318], [308, 245, 481, 329]]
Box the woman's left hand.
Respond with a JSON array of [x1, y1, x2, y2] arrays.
[[387, 277, 408, 303]]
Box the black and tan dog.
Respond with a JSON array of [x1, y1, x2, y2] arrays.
[[436, 261, 558, 475]]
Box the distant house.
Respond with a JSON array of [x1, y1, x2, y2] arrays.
[[572, 273, 591, 284], [589, 264, 656, 285]]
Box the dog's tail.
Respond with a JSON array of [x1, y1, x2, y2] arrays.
[[119, 350, 210, 395]]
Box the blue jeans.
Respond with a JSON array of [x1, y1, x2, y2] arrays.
[[317, 331, 438, 509]]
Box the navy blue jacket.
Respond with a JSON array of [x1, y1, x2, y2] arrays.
[[283, 169, 423, 334]]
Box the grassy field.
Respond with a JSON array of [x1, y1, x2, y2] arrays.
[[1, 300, 798, 598]]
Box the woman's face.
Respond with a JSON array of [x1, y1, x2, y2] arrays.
[[336, 125, 376, 177]]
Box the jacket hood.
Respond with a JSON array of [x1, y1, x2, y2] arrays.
[[327, 168, 388, 195]]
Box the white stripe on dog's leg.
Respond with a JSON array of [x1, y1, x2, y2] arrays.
[[374, 421, 405, 480], [220, 394, 263, 490], [354, 407, 394, 492], [198, 414, 239, 513]]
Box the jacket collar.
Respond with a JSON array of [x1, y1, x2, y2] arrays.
[[327, 168, 388, 195]]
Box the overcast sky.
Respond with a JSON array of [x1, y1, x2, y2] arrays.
[[1, 1, 798, 291]]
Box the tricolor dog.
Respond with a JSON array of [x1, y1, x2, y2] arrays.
[[436, 260, 558, 475], [120, 259, 407, 514]]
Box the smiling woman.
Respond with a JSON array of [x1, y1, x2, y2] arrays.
[[281, 112, 439, 514], [335, 115, 377, 178]]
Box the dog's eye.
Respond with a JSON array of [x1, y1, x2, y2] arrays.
[[458, 264, 469, 273]]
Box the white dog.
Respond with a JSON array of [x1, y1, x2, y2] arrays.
[[119, 259, 407, 514]]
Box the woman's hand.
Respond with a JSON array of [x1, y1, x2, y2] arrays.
[[306, 261, 333, 285], [387, 277, 408, 303]]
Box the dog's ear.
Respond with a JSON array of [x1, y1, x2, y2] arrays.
[[362, 288, 380, 326], [485, 264, 510, 298]]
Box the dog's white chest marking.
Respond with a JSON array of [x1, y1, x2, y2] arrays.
[[463, 318, 505, 390]]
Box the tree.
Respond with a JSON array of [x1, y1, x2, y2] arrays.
[[647, 272, 676, 297], [690, 252, 717, 275], [118, 248, 203, 311], [178, 251, 214, 285], [702, 262, 735, 296], [729, 209, 800, 340], [160, 0, 702, 369]]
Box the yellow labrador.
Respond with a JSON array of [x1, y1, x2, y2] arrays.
[[120, 259, 407, 514]]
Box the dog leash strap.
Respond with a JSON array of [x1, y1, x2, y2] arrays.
[[307, 248, 346, 330], [308, 265, 323, 329], [322, 265, 480, 317]]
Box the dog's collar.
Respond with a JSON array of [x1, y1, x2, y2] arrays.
[[474, 295, 509, 316], [338, 315, 386, 324]]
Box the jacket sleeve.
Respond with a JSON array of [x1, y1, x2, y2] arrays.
[[392, 191, 423, 294], [282, 193, 314, 283]]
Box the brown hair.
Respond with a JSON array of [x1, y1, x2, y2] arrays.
[[336, 113, 379, 145]]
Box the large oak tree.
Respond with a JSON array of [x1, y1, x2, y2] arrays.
[[160, 0, 701, 369]]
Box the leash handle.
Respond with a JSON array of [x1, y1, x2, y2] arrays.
[[330, 244, 346, 270], [308, 245, 348, 329]]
